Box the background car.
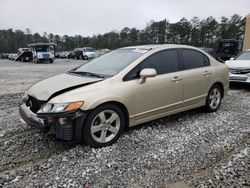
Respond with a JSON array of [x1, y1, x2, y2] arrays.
[[20, 44, 229, 148], [74, 47, 96, 60], [8, 53, 18, 60], [0, 53, 9, 59], [225, 49, 250, 84], [66, 51, 75, 59], [58, 51, 68, 58]]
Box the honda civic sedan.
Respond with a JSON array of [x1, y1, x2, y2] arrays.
[[19, 45, 229, 148]]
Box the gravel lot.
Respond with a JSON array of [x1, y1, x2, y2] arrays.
[[0, 59, 249, 187]]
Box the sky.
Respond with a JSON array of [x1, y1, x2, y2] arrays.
[[0, 0, 249, 37]]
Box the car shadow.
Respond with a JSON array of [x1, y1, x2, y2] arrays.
[[229, 83, 250, 91]]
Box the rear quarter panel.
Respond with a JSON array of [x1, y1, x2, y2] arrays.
[[210, 60, 229, 96]]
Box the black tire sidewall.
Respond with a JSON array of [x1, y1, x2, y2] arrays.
[[83, 104, 125, 148], [205, 85, 222, 112]]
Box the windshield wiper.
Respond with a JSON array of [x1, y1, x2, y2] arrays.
[[68, 71, 105, 78]]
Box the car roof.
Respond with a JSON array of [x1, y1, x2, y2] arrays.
[[120, 44, 200, 50], [28, 42, 55, 47]]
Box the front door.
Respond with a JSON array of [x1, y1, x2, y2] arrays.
[[124, 49, 184, 122]]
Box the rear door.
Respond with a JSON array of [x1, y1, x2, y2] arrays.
[[179, 49, 213, 107]]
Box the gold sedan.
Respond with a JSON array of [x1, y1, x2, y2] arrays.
[[20, 44, 229, 147]]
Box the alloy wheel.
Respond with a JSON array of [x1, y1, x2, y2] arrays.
[[90, 110, 121, 143], [209, 88, 221, 110]]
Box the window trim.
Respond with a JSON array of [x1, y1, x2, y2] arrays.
[[123, 48, 181, 82], [179, 48, 210, 70]]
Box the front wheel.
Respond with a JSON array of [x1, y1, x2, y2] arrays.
[[205, 85, 222, 112], [83, 104, 125, 148]]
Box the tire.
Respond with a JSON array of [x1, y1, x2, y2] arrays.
[[205, 84, 223, 112], [82, 104, 125, 148], [49, 59, 54, 63], [84, 55, 88, 60], [33, 57, 38, 63]]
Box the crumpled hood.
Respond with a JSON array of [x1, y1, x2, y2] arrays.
[[28, 73, 102, 101], [225, 60, 250, 69]]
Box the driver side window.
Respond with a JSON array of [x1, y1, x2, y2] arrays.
[[123, 49, 179, 81]]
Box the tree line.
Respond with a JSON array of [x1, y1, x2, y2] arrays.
[[0, 14, 245, 53]]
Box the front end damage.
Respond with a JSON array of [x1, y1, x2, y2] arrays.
[[19, 95, 87, 142]]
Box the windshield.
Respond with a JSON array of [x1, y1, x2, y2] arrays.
[[236, 51, 250, 60], [35, 46, 49, 52], [84, 48, 94, 52], [73, 49, 147, 76]]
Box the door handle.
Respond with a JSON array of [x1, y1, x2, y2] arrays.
[[203, 71, 211, 76], [171, 76, 182, 82]]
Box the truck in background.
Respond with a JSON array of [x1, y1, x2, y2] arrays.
[[28, 43, 55, 63], [215, 39, 242, 62]]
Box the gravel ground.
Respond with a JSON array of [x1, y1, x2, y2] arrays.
[[0, 59, 249, 187]]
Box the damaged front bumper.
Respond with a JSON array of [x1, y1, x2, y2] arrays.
[[19, 103, 85, 141]]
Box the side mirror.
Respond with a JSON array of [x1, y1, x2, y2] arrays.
[[230, 57, 234, 60], [139, 68, 157, 84]]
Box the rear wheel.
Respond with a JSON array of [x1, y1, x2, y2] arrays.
[[205, 84, 222, 112], [83, 104, 125, 148], [33, 57, 38, 63]]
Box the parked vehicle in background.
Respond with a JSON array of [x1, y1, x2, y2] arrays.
[[8, 53, 18, 60], [225, 49, 250, 84], [55, 52, 60, 59], [96, 49, 111, 57], [19, 44, 229, 148], [216, 39, 242, 62], [74, 47, 96, 60], [67, 51, 75, 59], [0, 53, 9, 59], [16, 48, 33, 62], [199, 47, 216, 57], [17, 48, 30, 53], [58, 51, 68, 58], [28, 43, 55, 63]]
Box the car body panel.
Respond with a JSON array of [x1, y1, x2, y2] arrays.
[[28, 73, 102, 101]]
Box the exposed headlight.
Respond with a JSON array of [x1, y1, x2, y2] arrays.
[[37, 101, 84, 113]]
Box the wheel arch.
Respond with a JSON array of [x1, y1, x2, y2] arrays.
[[210, 82, 224, 98]]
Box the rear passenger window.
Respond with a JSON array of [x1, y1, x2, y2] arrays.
[[181, 49, 209, 69], [140, 50, 179, 75]]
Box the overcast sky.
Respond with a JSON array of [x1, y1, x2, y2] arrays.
[[0, 0, 249, 37]]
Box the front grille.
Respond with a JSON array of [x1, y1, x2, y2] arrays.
[[230, 76, 248, 81], [229, 68, 250, 74], [26, 96, 46, 113], [42, 54, 50, 58]]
